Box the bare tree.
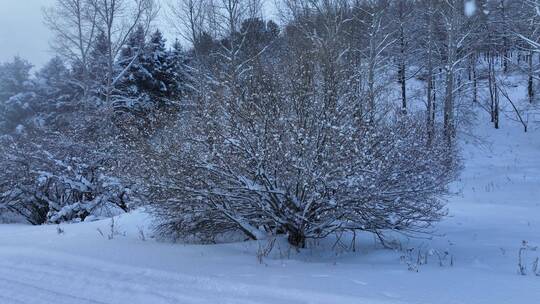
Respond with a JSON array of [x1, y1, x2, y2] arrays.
[[44, 0, 99, 97], [515, 0, 540, 104], [353, 0, 395, 121], [389, 0, 416, 111], [419, 0, 438, 144], [167, 0, 209, 48], [439, 0, 477, 143]]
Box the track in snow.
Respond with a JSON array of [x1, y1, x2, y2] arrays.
[[0, 248, 390, 304]]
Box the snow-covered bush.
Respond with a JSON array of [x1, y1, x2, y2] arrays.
[[0, 132, 132, 224], [37, 162, 130, 224], [150, 107, 457, 247]]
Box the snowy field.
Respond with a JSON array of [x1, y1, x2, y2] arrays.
[[1, 101, 539, 303]]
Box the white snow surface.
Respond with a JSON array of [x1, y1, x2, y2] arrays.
[[1, 99, 540, 303]]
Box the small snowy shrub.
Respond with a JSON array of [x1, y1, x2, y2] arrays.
[[150, 107, 457, 247], [0, 164, 130, 224], [39, 165, 130, 224], [256, 237, 277, 264], [518, 240, 539, 276], [399, 244, 455, 272], [0, 126, 133, 224]]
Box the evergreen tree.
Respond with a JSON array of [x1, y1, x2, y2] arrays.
[[0, 57, 34, 133], [87, 31, 110, 97], [167, 39, 190, 100], [142, 29, 170, 101], [0, 57, 33, 102], [117, 25, 147, 99], [118, 29, 187, 107], [114, 29, 187, 136]]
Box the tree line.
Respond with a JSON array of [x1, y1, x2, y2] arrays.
[[0, 0, 537, 247]]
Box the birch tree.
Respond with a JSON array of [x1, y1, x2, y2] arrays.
[[439, 0, 477, 143]]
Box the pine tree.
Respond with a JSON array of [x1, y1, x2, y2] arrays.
[[167, 39, 189, 100], [117, 25, 146, 98], [143, 29, 171, 101], [114, 29, 187, 136], [0, 57, 33, 102], [87, 31, 110, 98]]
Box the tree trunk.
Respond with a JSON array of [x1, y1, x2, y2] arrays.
[[426, 18, 434, 145], [494, 82, 500, 129], [399, 25, 407, 111], [528, 51, 534, 103], [444, 69, 454, 142], [400, 64, 406, 111], [472, 54, 478, 103], [368, 60, 375, 120], [444, 3, 457, 144], [488, 56, 495, 123], [287, 227, 306, 248]]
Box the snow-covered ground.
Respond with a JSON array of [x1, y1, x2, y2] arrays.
[[1, 92, 539, 303]]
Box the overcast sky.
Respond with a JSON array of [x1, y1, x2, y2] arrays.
[[0, 0, 54, 67]]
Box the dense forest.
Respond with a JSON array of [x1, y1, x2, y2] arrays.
[[0, 0, 538, 247]]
